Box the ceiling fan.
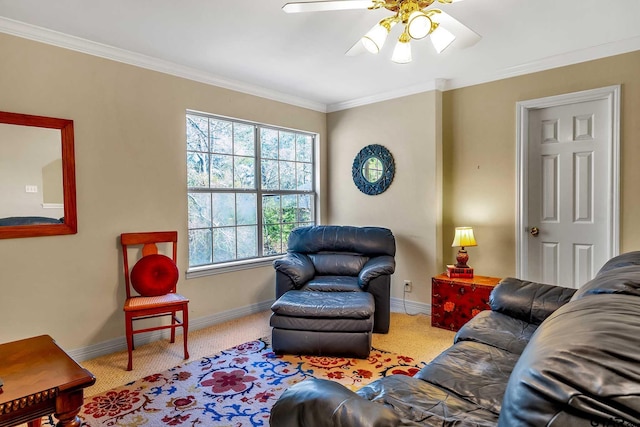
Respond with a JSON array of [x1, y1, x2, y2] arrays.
[[282, 0, 481, 63]]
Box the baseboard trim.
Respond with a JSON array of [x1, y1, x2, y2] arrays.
[[67, 299, 275, 362], [69, 298, 427, 362], [390, 297, 431, 316]]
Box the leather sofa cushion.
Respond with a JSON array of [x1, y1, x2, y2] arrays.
[[455, 310, 538, 354], [415, 341, 519, 415], [499, 294, 640, 427], [596, 250, 640, 276], [287, 225, 396, 256], [308, 253, 369, 276], [270, 314, 373, 332], [571, 264, 640, 301], [271, 378, 402, 427], [303, 276, 360, 292], [490, 278, 576, 325], [357, 374, 499, 426], [271, 290, 374, 319]]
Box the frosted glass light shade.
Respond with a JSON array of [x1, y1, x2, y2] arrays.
[[361, 23, 389, 54], [430, 26, 456, 53], [407, 11, 431, 39], [391, 39, 412, 63]]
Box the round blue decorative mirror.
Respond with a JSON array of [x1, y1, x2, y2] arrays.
[[352, 144, 395, 195]]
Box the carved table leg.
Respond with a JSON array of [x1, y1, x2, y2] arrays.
[[54, 389, 84, 427]]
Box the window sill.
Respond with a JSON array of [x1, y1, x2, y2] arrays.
[[186, 255, 283, 279]]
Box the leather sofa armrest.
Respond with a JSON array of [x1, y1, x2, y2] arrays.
[[273, 253, 315, 288], [270, 378, 401, 427], [358, 255, 395, 290], [490, 277, 577, 325]]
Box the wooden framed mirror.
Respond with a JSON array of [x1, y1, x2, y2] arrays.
[[0, 111, 77, 239]]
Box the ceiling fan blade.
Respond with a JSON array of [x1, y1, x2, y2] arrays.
[[436, 10, 481, 49], [283, 0, 374, 13]]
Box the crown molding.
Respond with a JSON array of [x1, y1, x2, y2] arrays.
[[2, 16, 639, 114], [327, 79, 448, 113], [444, 35, 640, 91], [328, 38, 640, 111], [0, 17, 327, 113]]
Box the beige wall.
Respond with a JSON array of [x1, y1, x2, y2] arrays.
[[1, 30, 638, 349], [0, 33, 327, 351], [443, 50, 640, 279], [327, 91, 443, 305], [327, 51, 640, 308]]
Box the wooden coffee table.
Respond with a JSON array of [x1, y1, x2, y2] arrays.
[[0, 335, 95, 427]]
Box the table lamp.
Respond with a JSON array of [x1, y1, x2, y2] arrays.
[[451, 227, 477, 268]]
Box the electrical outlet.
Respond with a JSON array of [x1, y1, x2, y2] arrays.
[[404, 280, 412, 293]]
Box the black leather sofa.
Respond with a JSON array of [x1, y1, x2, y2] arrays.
[[273, 225, 396, 334], [270, 251, 640, 427]]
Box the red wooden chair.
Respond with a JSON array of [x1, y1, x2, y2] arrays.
[[120, 231, 189, 371]]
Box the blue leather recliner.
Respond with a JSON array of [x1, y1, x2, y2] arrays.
[[273, 225, 396, 334]]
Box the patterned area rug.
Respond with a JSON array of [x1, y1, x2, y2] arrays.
[[78, 337, 422, 427]]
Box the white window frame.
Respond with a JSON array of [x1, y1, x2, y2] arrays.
[[185, 111, 318, 278]]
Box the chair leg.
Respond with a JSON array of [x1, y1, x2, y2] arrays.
[[170, 310, 176, 343], [183, 304, 189, 360], [125, 315, 134, 371]]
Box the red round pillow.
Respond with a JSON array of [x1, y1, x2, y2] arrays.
[[130, 254, 179, 297]]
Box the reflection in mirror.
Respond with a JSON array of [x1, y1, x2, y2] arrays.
[[362, 157, 383, 183], [0, 111, 77, 239], [0, 124, 64, 219]]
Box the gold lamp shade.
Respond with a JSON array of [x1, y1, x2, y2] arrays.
[[451, 227, 477, 268]]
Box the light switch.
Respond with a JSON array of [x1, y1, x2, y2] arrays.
[[25, 185, 38, 193]]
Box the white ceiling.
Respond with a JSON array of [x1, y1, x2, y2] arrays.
[[1, 0, 640, 112]]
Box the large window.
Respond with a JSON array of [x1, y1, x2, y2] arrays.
[[186, 112, 316, 271]]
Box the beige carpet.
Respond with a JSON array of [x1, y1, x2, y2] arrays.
[[81, 311, 455, 397]]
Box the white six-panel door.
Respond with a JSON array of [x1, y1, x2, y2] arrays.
[[516, 86, 620, 288]]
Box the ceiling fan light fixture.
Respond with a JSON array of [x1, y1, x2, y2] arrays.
[[430, 25, 456, 53], [407, 10, 432, 39], [361, 20, 394, 54], [391, 32, 412, 64], [282, 0, 480, 63]]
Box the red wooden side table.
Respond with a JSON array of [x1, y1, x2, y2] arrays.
[[431, 274, 502, 331]]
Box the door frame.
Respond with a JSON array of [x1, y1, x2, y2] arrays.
[[515, 85, 621, 279]]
